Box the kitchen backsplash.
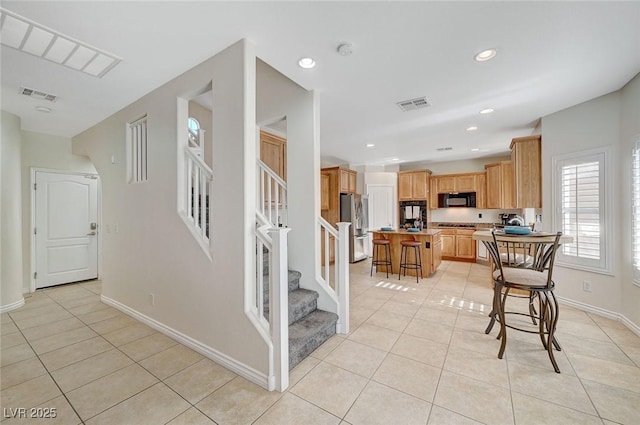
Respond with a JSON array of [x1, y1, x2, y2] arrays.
[[430, 208, 521, 224]]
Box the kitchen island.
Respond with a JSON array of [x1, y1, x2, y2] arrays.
[[370, 229, 442, 278]]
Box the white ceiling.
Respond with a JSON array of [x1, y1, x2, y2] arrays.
[[2, 2, 639, 167]]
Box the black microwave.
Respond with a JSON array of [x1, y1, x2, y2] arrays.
[[438, 192, 476, 208]]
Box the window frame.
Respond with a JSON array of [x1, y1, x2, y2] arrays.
[[551, 146, 612, 275], [632, 138, 640, 286], [126, 114, 148, 184]]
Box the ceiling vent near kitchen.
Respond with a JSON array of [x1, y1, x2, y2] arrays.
[[20, 86, 57, 102], [396, 97, 431, 112], [437, 147, 453, 152]]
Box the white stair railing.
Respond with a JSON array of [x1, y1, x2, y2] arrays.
[[317, 218, 350, 334], [254, 212, 290, 392], [257, 160, 287, 228], [184, 147, 212, 243]]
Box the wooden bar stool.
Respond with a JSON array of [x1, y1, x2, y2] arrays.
[[371, 239, 393, 278], [399, 240, 422, 282]]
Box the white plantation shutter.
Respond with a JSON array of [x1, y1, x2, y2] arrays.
[[633, 141, 640, 285], [554, 147, 610, 273], [127, 115, 148, 183]]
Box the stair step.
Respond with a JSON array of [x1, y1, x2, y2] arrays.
[[289, 310, 338, 370], [262, 270, 301, 305], [263, 288, 318, 325]]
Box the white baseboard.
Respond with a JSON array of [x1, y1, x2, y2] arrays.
[[101, 295, 271, 389], [558, 296, 640, 337], [1, 297, 25, 313]]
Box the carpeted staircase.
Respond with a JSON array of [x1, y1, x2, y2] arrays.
[[262, 257, 338, 369]]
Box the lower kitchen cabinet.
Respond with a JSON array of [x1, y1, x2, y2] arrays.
[[441, 228, 476, 261]]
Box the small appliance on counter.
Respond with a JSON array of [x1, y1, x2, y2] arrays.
[[500, 213, 524, 226]]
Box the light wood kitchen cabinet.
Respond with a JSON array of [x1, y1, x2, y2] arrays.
[[429, 177, 439, 210], [260, 130, 286, 180], [321, 166, 357, 225], [440, 229, 456, 257], [321, 173, 330, 210], [433, 172, 482, 194], [431, 233, 442, 271], [485, 161, 514, 209], [510, 135, 542, 208], [441, 228, 476, 261], [398, 170, 430, 201], [339, 169, 357, 194], [475, 172, 486, 209], [456, 229, 476, 260], [437, 176, 456, 193]]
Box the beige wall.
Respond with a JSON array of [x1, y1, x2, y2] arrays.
[[541, 74, 640, 329], [72, 40, 272, 383], [1, 111, 24, 311], [20, 131, 97, 291]]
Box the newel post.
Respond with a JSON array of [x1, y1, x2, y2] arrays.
[[268, 227, 291, 392], [336, 222, 351, 334]]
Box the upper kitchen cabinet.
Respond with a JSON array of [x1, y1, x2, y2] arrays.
[[260, 130, 286, 180], [339, 169, 357, 194], [398, 170, 430, 201], [510, 135, 542, 208], [434, 172, 482, 193], [485, 161, 515, 209], [476, 172, 487, 209], [321, 166, 357, 225]]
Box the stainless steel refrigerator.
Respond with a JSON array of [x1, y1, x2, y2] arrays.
[[340, 193, 369, 263]]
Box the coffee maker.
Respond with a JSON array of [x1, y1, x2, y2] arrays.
[[500, 213, 518, 226]]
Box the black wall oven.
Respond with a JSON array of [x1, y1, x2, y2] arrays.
[[438, 192, 476, 208]]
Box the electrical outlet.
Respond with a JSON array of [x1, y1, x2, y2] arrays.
[[582, 281, 592, 292], [149, 293, 155, 306]]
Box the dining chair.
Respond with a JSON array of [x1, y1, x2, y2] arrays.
[[483, 230, 563, 372]]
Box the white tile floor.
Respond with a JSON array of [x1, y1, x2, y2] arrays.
[[2, 260, 640, 424]]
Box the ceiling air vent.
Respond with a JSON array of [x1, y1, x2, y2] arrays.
[[437, 147, 453, 152], [397, 96, 431, 112], [20, 86, 57, 102]]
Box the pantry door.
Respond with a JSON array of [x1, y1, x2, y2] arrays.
[[34, 171, 99, 288]]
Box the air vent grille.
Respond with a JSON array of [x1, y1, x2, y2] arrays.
[[20, 86, 57, 102], [397, 97, 431, 112], [437, 147, 453, 152]]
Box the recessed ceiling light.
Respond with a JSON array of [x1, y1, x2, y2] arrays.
[[35, 106, 52, 113], [466, 126, 478, 131], [366, 143, 375, 148], [298, 57, 316, 69], [471, 148, 480, 152], [479, 108, 494, 114], [474, 49, 497, 62]]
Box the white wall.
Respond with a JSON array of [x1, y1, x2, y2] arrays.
[[72, 40, 271, 382], [20, 131, 97, 291], [541, 91, 625, 319], [619, 73, 640, 326], [401, 155, 511, 174], [255, 60, 326, 310], [1, 111, 24, 312]]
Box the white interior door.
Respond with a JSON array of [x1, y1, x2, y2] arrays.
[[366, 184, 395, 253], [35, 172, 98, 288]]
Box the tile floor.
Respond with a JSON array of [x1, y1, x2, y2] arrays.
[[2, 261, 640, 424]]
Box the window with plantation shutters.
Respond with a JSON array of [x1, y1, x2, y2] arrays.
[[632, 141, 640, 286], [127, 115, 148, 183], [553, 147, 610, 273]]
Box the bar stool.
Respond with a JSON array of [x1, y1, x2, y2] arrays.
[[398, 240, 422, 283], [371, 239, 393, 278]]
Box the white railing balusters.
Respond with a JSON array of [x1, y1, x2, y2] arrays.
[[254, 212, 290, 391], [257, 160, 287, 228], [316, 218, 350, 334], [184, 147, 213, 243]]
